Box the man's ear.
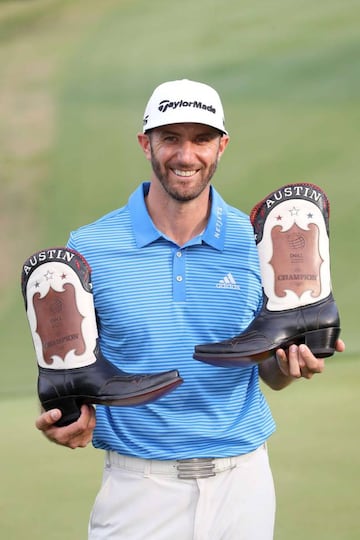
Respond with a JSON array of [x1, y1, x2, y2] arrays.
[[218, 134, 230, 161], [137, 133, 151, 160]]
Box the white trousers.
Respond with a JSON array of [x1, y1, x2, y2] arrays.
[[88, 444, 276, 540]]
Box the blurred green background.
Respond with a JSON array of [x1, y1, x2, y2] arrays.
[[1, 0, 359, 538]]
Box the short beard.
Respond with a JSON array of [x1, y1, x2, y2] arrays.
[[149, 141, 219, 203]]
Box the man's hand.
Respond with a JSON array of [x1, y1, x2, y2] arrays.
[[259, 338, 345, 389], [35, 404, 96, 449], [276, 338, 346, 379]]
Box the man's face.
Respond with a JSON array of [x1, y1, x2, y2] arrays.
[[139, 123, 229, 202]]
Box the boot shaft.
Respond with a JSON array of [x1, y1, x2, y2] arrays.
[[250, 183, 332, 310], [22, 248, 98, 369]]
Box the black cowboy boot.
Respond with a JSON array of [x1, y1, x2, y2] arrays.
[[22, 247, 183, 425], [194, 183, 341, 367]]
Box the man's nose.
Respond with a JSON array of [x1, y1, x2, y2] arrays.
[[176, 141, 195, 161]]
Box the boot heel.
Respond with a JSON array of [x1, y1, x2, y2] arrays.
[[305, 327, 341, 358], [42, 397, 82, 427]]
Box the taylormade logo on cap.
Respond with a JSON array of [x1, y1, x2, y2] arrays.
[[142, 79, 228, 134], [158, 99, 216, 114]]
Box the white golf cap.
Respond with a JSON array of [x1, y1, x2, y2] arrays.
[[142, 79, 228, 134]]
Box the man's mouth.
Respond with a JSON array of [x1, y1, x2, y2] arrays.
[[173, 169, 198, 177]]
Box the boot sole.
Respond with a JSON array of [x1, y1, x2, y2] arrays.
[[42, 377, 183, 427], [194, 326, 341, 367]]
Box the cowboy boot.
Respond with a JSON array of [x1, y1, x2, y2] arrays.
[[194, 183, 341, 367], [22, 247, 183, 426]]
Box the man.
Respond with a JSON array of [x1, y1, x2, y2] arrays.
[[36, 79, 345, 539]]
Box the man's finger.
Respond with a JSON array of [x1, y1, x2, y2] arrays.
[[276, 349, 290, 376], [298, 344, 325, 373], [35, 409, 62, 431], [335, 338, 346, 353], [287, 345, 302, 378]]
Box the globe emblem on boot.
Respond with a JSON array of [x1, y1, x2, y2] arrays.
[[288, 233, 305, 250]]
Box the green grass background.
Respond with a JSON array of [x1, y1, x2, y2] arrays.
[[1, 0, 359, 538]]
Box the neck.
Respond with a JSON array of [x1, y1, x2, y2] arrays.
[[145, 181, 211, 246]]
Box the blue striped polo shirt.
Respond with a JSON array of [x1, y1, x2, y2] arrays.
[[67, 182, 276, 459]]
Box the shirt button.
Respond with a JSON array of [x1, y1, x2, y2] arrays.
[[176, 275, 183, 282], [176, 251, 182, 257]]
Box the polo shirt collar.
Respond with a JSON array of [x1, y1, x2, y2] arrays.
[[129, 182, 227, 251]]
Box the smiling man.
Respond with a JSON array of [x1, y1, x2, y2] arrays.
[[139, 122, 228, 203], [34, 79, 344, 540], [137, 80, 229, 247]]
